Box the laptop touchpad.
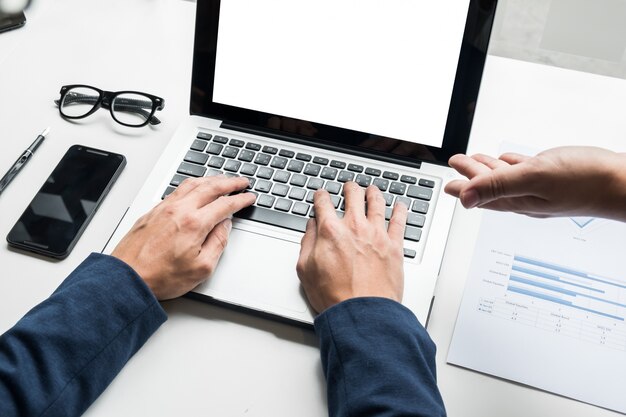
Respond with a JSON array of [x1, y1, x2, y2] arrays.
[[192, 227, 310, 315]]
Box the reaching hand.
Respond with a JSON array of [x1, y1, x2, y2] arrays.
[[112, 176, 255, 300], [296, 182, 408, 313], [445, 146, 626, 220]]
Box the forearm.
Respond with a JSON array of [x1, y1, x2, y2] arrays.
[[315, 297, 446, 417], [606, 152, 626, 222], [0, 253, 167, 417]]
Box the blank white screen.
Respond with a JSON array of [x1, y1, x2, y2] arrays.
[[213, 0, 470, 148]]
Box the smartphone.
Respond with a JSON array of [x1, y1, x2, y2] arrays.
[[7, 145, 126, 259], [0, 11, 26, 34]]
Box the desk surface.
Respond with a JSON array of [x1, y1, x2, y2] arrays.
[[1, 1, 625, 416]]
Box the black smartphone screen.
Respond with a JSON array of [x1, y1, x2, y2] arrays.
[[7, 145, 125, 258], [0, 11, 26, 34]]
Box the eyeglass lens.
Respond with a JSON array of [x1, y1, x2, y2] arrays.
[[60, 86, 100, 118], [111, 93, 154, 126]]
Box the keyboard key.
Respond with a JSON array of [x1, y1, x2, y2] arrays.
[[287, 160, 305, 173], [395, 196, 411, 209], [407, 213, 426, 228], [162, 186, 176, 199], [224, 160, 242, 172], [313, 157, 329, 165], [330, 160, 347, 169], [234, 206, 309, 233], [206, 169, 223, 176], [290, 174, 307, 187], [292, 202, 310, 216], [383, 171, 399, 180], [244, 177, 256, 189], [347, 163, 364, 173], [208, 156, 226, 169], [190, 139, 208, 152], [229, 138, 245, 147], [382, 193, 394, 206], [289, 187, 306, 201], [254, 153, 271, 166], [404, 227, 422, 242], [258, 194, 276, 208], [330, 195, 341, 209], [262, 146, 278, 155], [238, 150, 255, 162], [303, 163, 322, 176], [403, 248, 417, 259], [275, 198, 293, 212], [170, 174, 189, 187], [389, 182, 407, 195], [225, 173, 239, 178], [419, 178, 436, 188], [407, 185, 433, 201], [307, 178, 325, 190], [337, 171, 355, 183], [320, 167, 338, 180], [306, 190, 316, 203], [324, 181, 342, 195], [270, 156, 289, 169], [296, 153, 312, 162], [355, 174, 372, 187], [177, 162, 206, 177], [197, 132, 212, 141], [240, 163, 258, 176], [257, 167, 274, 179], [222, 146, 239, 159], [206, 143, 224, 155], [213, 135, 228, 144], [385, 207, 393, 220], [401, 175, 417, 184], [255, 180, 272, 193], [365, 167, 382, 176], [412, 201, 429, 214], [246, 142, 262, 151], [184, 151, 209, 165], [279, 149, 295, 158], [272, 183, 290, 197], [373, 178, 389, 192], [273, 170, 291, 183]]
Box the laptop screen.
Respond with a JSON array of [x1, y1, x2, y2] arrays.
[[191, 0, 497, 166]]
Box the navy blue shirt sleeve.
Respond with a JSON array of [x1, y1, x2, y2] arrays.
[[315, 297, 446, 417], [0, 253, 167, 417]]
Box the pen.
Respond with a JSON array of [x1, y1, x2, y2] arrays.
[[0, 127, 50, 196]]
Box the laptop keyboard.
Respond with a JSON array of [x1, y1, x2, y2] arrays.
[[163, 132, 439, 260]]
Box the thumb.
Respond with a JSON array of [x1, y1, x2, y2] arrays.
[[297, 219, 317, 276], [200, 218, 233, 267], [461, 163, 533, 208]]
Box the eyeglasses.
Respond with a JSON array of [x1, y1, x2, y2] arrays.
[[54, 85, 165, 128]]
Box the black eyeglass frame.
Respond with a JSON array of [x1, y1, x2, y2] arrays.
[[55, 84, 165, 128]]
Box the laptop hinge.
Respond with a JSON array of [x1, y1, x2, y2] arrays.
[[220, 121, 422, 170]]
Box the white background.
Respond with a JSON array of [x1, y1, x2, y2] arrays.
[[213, 0, 470, 148]]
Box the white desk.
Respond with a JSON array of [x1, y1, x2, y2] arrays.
[[1, 1, 625, 416]]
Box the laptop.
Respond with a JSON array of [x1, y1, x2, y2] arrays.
[[104, 0, 497, 327]]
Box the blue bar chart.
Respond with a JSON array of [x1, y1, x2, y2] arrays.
[[508, 255, 626, 322], [479, 253, 626, 350]]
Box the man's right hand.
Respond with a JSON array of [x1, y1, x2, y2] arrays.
[[296, 183, 408, 314], [112, 176, 255, 300], [445, 146, 626, 221]]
